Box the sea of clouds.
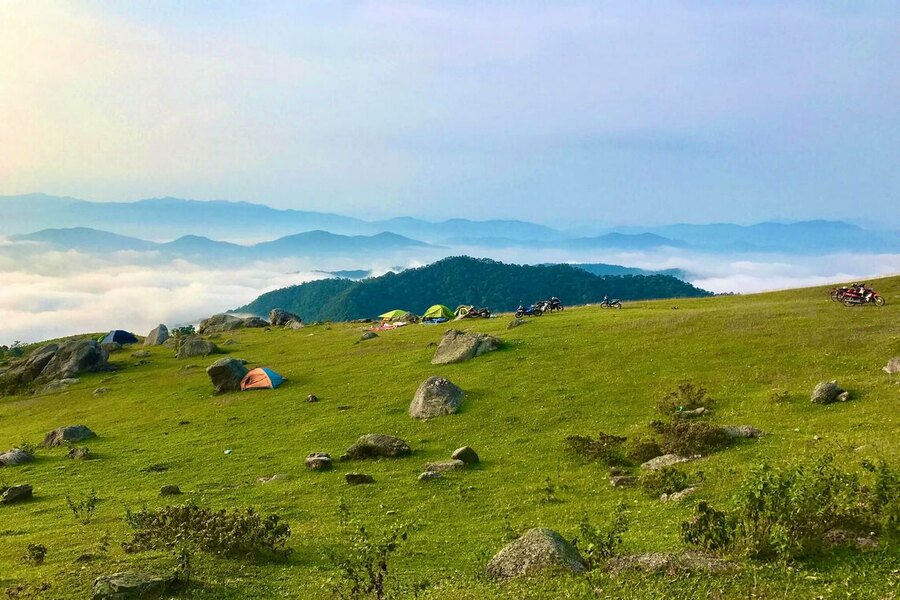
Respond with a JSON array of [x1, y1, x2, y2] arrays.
[[0, 245, 896, 345]]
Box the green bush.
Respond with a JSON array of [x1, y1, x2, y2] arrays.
[[657, 420, 731, 456], [625, 436, 662, 463], [681, 502, 734, 550], [123, 504, 292, 558], [639, 467, 691, 498], [65, 490, 99, 524], [565, 432, 628, 466], [21, 543, 47, 566], [573, 501, 629, 569], [655, 383, 715, 415]]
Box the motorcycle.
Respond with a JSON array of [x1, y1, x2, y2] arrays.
[[515, 304, 544, 318], [599, 296, 622, 309], [466, 307, 492, 318], [830, 284, 858, 302], [841, 287, 885, 307], [548, 297, 564, 312]]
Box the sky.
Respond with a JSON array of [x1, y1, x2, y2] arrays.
[[1, 1, 899, 226]]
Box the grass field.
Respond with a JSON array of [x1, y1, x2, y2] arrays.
[[0, 277, 898, 599]]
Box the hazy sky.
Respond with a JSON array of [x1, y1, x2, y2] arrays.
[[1, 1, 898, 226]]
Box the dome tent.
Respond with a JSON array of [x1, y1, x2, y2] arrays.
[[240, 368, 285, 391], [378, 309, 417, 322], [100, 330, 139, 345], [422, 304, 454, 320]]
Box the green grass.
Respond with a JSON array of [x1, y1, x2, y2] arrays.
[[1, 277, 898, 598]]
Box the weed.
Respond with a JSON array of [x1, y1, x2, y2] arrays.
[[15, 441, 36, 458], [657, 420, 731, 456], [639, 467, 691, 498], [565, 432, 628, 466], [624, 436, 662, 463], [573, 501, 629, 568], [681, 502, 734, 550], [20, 544, 46, 566], [768, 389, 790, 403], [656, 383, 715, 415], [65, 490, 98, 524]]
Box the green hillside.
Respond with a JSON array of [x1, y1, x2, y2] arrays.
[[0, 277, 898, 598], [237, 256, 709, 322]]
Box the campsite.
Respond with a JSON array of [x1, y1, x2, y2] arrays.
[[0, 276, 897, 599]]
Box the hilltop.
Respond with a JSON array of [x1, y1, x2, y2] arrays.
[[0, 276, 896, 598], [236, 256, 710, 321]]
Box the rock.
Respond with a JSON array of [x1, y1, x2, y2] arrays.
[[811, 381, 849, 404], [507, 318, 527, 330], [75, 552, 99, 563], [269, 309, 302, 327], [241, 317, 269, 329], [451, 446, 480, 465], [93, 387, 109, 397], [130, 350, 150, 359], [345, 472, 375, 485], [432, 329, 501, 365], [35, 377, 79, 395], [1, 484, 33, 504], [486, 528, 586, 581], [306, 394, 319, 403], [256, 474, 288, 484], [223, 339, 237, 346], [101, 342, 122, 353], [143, 324, 169, 347], [425, 459, 466, 472], [1, 340, 108, 393], [409, 376, 464, 419], [0, 448, 33, 467], [676, 407, 708, 418], [159, 484, 181, 496], [360, 331, 378, 341], [610, 475, 637, 487], [661, 486, 697, 502], [606, 551, 734, 575], [205, 358, 249, 393], [67, 447, 91, 460], [341, 434, 412, 460], [284, 320, 304, 330], [641, 454, 690, 470], [883, 357, 900, 375], [197, 314, 245, 334], [305, 452, 333, 471], [824, 528, 879, 550], [91, 572, 172, 599], [721, 425, 764, 438], [42, 425, 96, 447], [176, 337, 219, 359], [418, 471, 443, 482]]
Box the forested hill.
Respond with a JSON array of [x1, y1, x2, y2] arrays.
[[237, 256, 710, 322]]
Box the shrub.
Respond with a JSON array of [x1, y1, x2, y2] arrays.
[[624, 436, 662, 463], [65, 490, 99, 524], [572, 501, 629, 569], [681, 502, 734, 550], [123, 504, 292, 558], [769, 389, 790, 403], [656, 383, 715, 415], [16, 441, 37, 458], [657, 420, 731, 456], [21, 543, 47, 566], [565, 432, 628, 466], [639, 467, 691, 498], [171, 326, 195, 338]]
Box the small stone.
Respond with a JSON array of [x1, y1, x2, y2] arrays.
[[641, 454, 691, 470], [93, 387, 109, 397], [811, 381, 847, 404], [661, 486, 697, 502], [306, 394, 319, 403], [451, 446, 480, 465], [721, 425, 764, 438], [610, 475, 637, 487], [418, 471, 443, 482], [361, 331, 378, 341], [424, 459, 465, 472], [305, 453, 332, 471], [0, 448, 33, 467], [1, 484, 33, 504], [92, 572, 172, 599], [67, 447, 91, 460], [345, 472, 375, 485], [159, 484, 181, 496], [507, 318, 527, 329], [256, 474, 288, 484], [130, 350, 151, 359]]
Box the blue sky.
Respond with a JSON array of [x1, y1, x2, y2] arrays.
[[1, 1, 898, 226]]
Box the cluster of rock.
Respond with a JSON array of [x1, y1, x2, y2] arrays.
[[198, 313, 269, 335], [269, 309, 303, 329], [418, 446, 479, 481], [0, 339, 109, 394]]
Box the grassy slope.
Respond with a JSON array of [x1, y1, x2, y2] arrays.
[[0, 278, 898, 598]]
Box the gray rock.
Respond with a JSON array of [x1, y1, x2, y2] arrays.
[[130, 350, 150, 359], [345, 472, 375, 485], [306, 394, 319, 403], [284, 320, 304, 330], [610, 475, 637, 487], [432, 329, 501, 365], [425, 459, 466, 472], [241, 317, 269, 329], [256, 474, 288, 484], [35, 377, 79, 395], [811, 381, 849, 404], [67, 447, 91, 460], [92, 571, 171, 599], [305, 452, 333, 471], [721, 425, 764, 438], [269, 309, 302, 327], [176, 337, 219, 359], [143, 324, 169, 347], [676, 406, 709, 418], [101, 342, 122, 353], [1, 484, 33, 504], [159, 484, 181, 496], [42, 425, 96, 447], [409, 376, 464, 419], [0, 448, 33, 467], [451, 446, 479, 465], [883, 357, 900, 375], [93, 387, 109, 397], [1, 340, 108, 393], [197, 314, 245, 334], [641, 454, 691, 470], [341, 434, 412, 460], [486, 528, 586, 581], [360, 331, 378, 341], [607, 551, 734, 575], [205, 358, 249, 393], [661, 486, 698, 502], [507, 318, 527, 330], [418, 471, 443, 482]]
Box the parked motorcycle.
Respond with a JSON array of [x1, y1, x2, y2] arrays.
[[548, 297, 563, 312], [599, 296, 622, 309], [466, 307, 492, 318], [515, 304, 544, 317], [830, 284, 858, 302], [841, 287, 885, 307]]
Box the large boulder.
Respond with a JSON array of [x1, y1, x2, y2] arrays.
[[0, 448, 33, 467], [409, 377, 464, 419], [143, 324, 169, 347], [486, 528, 586, 581], [197, 314, 244, 334], [811, 381, 849, 404], [2, 340, 108, 393], [341, 434, 412, 460], [206, 358, 249, 393], [42, 425, 97, 448], [432, 329, 501, 365], [92, 572, 172, 599], [269, 309, 302, 327], [176, 337, 219, 359], [241, 316, 269, 329]]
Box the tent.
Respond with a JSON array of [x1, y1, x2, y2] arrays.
[[422, 304, 453, 320], [379, 309, 415, 322], [100, 330, 139, 345], [240, 367, 284, 391]]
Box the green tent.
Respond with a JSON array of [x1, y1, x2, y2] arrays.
[[379, 309, 412, 321], [422, 304, 454, 320]]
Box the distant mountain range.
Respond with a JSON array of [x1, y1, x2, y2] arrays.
[[2, 194, 897, 254], [236, 256, 710, 322]]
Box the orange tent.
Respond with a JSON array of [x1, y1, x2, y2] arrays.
[[240, 367, 285, 391]]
